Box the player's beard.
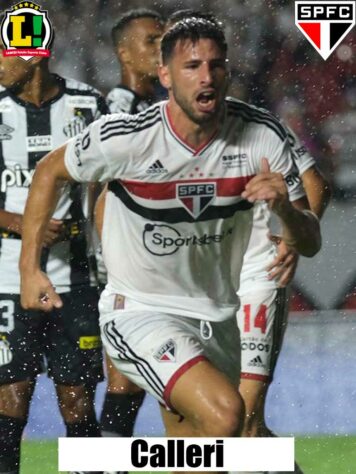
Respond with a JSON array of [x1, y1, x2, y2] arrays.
[[171, 81, 226, 126]]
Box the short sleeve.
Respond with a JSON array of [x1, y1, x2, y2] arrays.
[[284, 124, 316, 175], [64, 115, 111, 182], [252, 125, 306, 202], [64, 112, 135, 183]]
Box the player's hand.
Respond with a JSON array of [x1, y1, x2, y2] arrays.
[[267, 234, 299, 287], [242, 158, 291, 216], [20, 269, 63, 311], [43, 219, 65, 247], [1, 213, 64, 246]]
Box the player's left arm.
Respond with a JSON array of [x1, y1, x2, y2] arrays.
[[243, 159, 321, 258], [301, 165, 331, 219], [267, 165, 331, 284]]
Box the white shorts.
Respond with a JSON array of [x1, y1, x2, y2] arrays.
[[236, 288, 289, 383], [99, 290, 240, 410]]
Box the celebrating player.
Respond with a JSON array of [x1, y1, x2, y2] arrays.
[[0, 37, 107, 474], [19, 19, 321, 473]]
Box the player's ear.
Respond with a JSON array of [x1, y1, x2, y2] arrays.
[[158, 63, 171, 90], [118, 45, 130, 65]]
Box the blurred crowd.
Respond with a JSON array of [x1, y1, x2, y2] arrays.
[[8, 0, 355, 196]]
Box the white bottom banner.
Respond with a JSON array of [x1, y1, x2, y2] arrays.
[[58, 437, 294, 471]]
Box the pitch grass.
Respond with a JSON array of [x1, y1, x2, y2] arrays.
[[21, 436, 356, 474]]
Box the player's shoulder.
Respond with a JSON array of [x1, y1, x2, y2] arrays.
[[225, 96, 287, 142], [61, 75, 104, 99], [106, 85, 136, 113], [0, 84, 10, 100], [60, 75, 108, 114], [97, 101, 163, 143]]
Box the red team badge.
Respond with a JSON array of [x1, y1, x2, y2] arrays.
[[295, 1, 355, 59]]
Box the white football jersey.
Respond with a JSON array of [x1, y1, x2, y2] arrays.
[[239, 125, 315, 294], [0, 75, 108, 294], [64, 98, 305, 322]]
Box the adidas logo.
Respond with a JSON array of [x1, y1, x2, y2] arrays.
[[146, 160, 168, 174], [247, 355, 264, 368]]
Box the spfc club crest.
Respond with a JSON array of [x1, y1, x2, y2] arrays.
[[295, 1, 355, 60], [177, 182, 216, 218], [154, 339, 176, 362]]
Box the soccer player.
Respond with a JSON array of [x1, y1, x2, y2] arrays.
[[0, 38, 107, 473], [106, 9, 164, 114], [98, 9, 164, 448], [20, 19, 321, 473]]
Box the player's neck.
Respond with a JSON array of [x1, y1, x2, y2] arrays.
[[121, 69, 155, 98], [16, 68, 60, 107], [167, 100, 220, 150]]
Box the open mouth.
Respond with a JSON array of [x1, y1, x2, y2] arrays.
[[196, 90, 217, 111]]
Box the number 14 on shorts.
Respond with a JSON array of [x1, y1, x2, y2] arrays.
[[243, 304, 267, 334]]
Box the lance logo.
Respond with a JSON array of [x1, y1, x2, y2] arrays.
[[295, 1, 355, 60], [1, 2, 53, 61], [177, 182, 216, 218]]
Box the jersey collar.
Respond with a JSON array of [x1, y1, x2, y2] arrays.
[[5, 74, 65, 110], [162, 102, 219, 157]]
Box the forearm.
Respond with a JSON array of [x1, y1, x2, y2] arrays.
[[0, 210, 22, 235], [302, 167, 332, 219], [278, 203, 321, 257]]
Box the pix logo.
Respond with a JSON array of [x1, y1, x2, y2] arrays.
[[295, 1, 355, 60], [1, 2, 53, 61]]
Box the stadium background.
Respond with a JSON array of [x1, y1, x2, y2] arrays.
[[1, 0, 355, 472]]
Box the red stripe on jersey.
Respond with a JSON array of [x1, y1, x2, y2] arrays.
[[120, 175, 255, 200]]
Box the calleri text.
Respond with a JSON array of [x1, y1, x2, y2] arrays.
[[131, 439, 224, 468]]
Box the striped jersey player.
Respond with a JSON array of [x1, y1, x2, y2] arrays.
[[0, 76, 107, 293]]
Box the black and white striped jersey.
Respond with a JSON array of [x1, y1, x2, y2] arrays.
[[0, 75, 108, 294], [106, 85, 155, 114], [65, 97, 305, 323]]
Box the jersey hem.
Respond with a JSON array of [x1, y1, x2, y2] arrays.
[[240, 372, 271, 383]]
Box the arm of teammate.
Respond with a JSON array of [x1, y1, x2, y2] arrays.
[[0, 209, 65, 247], [267, 165, 331, 286], [19, 145, 74, 311], [242, 158, 321, 258]]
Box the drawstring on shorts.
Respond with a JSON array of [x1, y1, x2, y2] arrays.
[[200, 320, 213, 340]]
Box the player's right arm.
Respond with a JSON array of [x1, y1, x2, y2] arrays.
[[20, 113, 127, 311], [19, 144, 74, 311]]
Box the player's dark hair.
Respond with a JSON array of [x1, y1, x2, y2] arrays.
[[161, 17, 227, 65], [111, 8, 164, 47], [166, 9, 221, 28]]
